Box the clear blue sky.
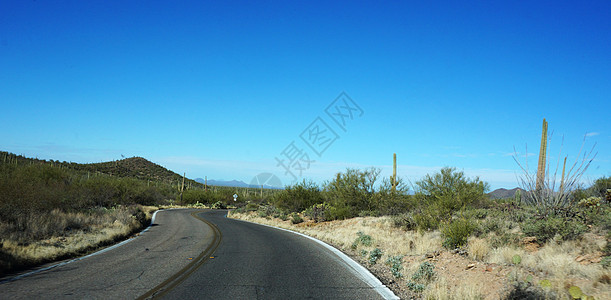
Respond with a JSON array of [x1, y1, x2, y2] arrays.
[[1, 1, 609, 190]]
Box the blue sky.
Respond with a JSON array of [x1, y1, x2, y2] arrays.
[[1, 1, 609, 190]]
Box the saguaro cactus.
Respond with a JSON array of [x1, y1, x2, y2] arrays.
[[536, 119, 548, 194], [180, 172, 185, 205], [559, 156, 567, 195], [390, 153, 397, 192]]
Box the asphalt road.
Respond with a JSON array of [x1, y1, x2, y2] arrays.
[[162, 210, 388, 299], [1, 209, 393, 299], [0, 209, 216, 299]]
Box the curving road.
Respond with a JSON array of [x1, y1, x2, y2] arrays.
[[0, 209, 393, 299]]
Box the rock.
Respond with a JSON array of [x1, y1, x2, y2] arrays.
[[576, 252, 604, 265], [466, 263, 476, 270], [521, 236, 539, 252], [521, 236, 537, 244]]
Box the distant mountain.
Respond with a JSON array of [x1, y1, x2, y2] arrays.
[[194, 178, 283, 189], [195, 178, 249, 188], [0, 151, 202, 187], [488, 187, 525, 199]]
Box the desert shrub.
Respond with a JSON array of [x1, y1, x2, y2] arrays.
[[244, 203, 259, 211], [327, 203, 352, 220], [133, 186, 164, 206], [601, 256, 611, 269], [407, 261, 436, 293], [385, 255, 404, 278], [272, 180, 324, 212], [591, 176, 611, 201], [406, 282, 426, 293], [257, 205, 273, 217], [463, 208, 489, 220], [412, 261, 436, 281], [521, 215, 587, 243], [303, 203, 330, 222], [211, 201, 226, 209], [441, 218, 478, 249], [413, 208, 441, 231], [377, 176, 412, 215], [290, 213, 303, 224], [474, 217, 502, 236], [368, 248, 383, 264], [602, 233, 611, 268], [352, 231, 373, 249], [392, 213, 417, 231], [324, 168, 381, 218], [489, 232, 521, 248], [414, 167, 489, 227], [504, 281, 547, 300]]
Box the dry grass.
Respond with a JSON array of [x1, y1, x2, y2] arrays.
[[231, 211, 441, 257], [230, 211, 610, 300], [486, 235, 610, 299], [467, 237, 490, 261], [0, 205, 156, 275], [425, 277, 483, 300], [230, 211, 492, 299]]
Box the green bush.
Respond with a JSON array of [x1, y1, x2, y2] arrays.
[[413, 209, 441, 231], [392, 213, 417, 231], [272, 180, 324, 212], [406, 261, 436, 293], [504, 281, 548, 300], [377, 176, 412, 215], [385, 255, 404, 278], [290, 213, 303, 224], [441, 218, 478, 249], [244, 203, 259, 212], [328, 203, 352, 220], [521, 216, 587, 243], [303, 203, 330, 222], [211, 201, 226, 209], [474, 218, 502, 236], [324, 168, 381, 218], [354, 231, 373, 247], [368, 248, 383, 265], [412, 167, 489, 231]]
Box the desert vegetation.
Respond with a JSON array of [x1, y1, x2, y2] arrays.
[[0, 151, 277, 275], [230, 154, 610, 299]]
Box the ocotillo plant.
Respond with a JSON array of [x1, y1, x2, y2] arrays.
[[536, 118, 548, 195], [513, 119, 597, 209], [390, 153, 397, 192]]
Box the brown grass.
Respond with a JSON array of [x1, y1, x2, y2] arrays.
[[0, 205, 156, 275]]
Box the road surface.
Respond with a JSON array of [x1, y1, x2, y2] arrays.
[[0, 209, 392, 299]]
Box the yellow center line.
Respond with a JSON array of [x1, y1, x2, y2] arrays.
[[137, 210, 222, 300]]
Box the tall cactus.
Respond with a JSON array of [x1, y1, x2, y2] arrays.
[[536, 119, 548, 194], [559, 156, 567, 195], [180, 172, 185, 205], [390, 153, 397, 192]]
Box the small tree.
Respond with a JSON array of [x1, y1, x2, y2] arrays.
[[272, 179, 324, 212], [414, 167, 489, 220], [324, 167, 381, 216]]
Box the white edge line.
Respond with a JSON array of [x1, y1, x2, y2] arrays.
[[228, 215, 399, 300], [0, 209, 163, 284]]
